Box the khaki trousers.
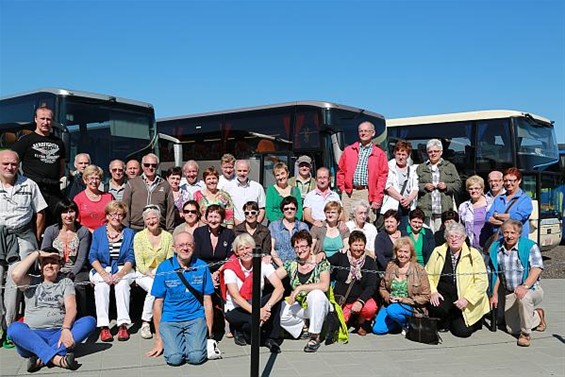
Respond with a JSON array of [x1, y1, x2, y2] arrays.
[[504, 286, 544, 335], [341, 189, 376, 223]]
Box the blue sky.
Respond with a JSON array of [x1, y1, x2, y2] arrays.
[[1, 0, 564, 143]]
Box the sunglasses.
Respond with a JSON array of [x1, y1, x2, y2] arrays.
[[111, 168, 124, 173], [143, 163, 158, 168], [183, 209, 198, 214], [244, 210, 258, 216], [283, 206, 296, 211]]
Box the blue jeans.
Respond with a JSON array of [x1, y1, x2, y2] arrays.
[[159, 317, 207, 366], [7, 316, 96, 364], [372, 303, 413, 334]]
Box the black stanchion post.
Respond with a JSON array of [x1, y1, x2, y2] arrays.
[[250, 246, 262, 377]]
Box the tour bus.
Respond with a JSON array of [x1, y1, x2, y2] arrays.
[[386, 110, 563, 249], [157, 101, 386, 187], [0, 88, 157, 174]]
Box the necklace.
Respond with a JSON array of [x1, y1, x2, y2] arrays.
[[107, 227, 123, 241]]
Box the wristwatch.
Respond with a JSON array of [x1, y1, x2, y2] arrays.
[[522, 284, 530, 289]]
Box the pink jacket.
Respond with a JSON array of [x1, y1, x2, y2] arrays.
[[337, 142, 388, 205]]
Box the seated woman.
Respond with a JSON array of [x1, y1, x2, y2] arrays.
[[193, 166, 235, 228], [373, 237, 430, 334], [134, 205, 174, 340], [311, 201, 350, 258], [276, 230, 336, 353], [268, 196, 309, 268], [234, 201, 272, 257], [173, 200, 204, 237], [434, 210, 460, 246], [426, 222, 490, 338], [193, 204, 235, 340], [41, 199, 92, 317], [73, 164, 113, 232], [345, 200, 378, 258], [374, 209, 402, 270], [8, 250, 96, 372], [329, 231, 378, 335], [405, 208, 435, 266], [266, 162, 303, 222], [89, 201, 136, 342], [221, 233, 284, 352]]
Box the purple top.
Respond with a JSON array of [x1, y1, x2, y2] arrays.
[[472, 206, 486, 250]]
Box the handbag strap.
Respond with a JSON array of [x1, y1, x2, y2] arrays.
[[399, 167, 410, 197], [341, 279, 356, 304], [169, 258, 204, 305]]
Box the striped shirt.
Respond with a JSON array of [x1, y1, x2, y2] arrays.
[[497, 241, 543, 291], [353, 144, 372, 186], [109, 239, 123, 261]]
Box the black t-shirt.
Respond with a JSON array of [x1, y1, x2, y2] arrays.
[[12, 132, 66, 185]]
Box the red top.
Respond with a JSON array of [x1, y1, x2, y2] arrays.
[[73, 191, 113, 231]]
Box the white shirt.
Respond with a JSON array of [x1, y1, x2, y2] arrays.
[[0, 175, 47, 230], [217, 175, 235, 191], [303, 189, 341, 221], [345, 220, 378, 253], [179, 178, 204, 197], [224, 179, 266, 222], [223, 261, 275, 312]]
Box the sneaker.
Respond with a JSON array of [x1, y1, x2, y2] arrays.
[[117, 325, 130, 341], [140, 322, 153, 339], [534, 308, 546, 332], [100, 327, 113, 342], [517, 332, 531, 347]]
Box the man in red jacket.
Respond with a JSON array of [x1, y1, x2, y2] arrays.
[[337, 121, 388, 223]]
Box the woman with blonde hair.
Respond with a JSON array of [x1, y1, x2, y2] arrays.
[[73, 164, 113, 232], [373, 237, 430, 334], [458, 175, 492, 251], [311, 201, 350, 258]]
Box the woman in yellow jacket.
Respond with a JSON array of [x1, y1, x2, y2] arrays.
[[134, 205, 174, 339], [425, 222, 489, 337]]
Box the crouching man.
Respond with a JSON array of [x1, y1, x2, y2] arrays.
[[146, 232, 214, 365], [489, 219, 546, 347]]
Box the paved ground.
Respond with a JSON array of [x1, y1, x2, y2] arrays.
[[1, 279, 564, 377]]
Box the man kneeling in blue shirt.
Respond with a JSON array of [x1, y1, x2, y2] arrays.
[[146, 231, 214, 366]]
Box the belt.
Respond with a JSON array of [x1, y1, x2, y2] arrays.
[[353, 185, 368, 190]]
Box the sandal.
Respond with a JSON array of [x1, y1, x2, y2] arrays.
[[304, 338, 321, 353], [27, 356, 44, 373], [53, 353, 79, 370]]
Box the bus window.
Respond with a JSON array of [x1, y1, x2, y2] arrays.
[[515, 117, 559, 170], [476, 119, 513, 170], [294, 109, 321, 150]]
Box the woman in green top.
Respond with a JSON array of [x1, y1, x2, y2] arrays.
[[403, 208, 435, 265], [266, 162, 303, 222], [373, 237, 430, 334], [276, 230, 330, 353]]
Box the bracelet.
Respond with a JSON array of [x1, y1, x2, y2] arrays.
[[62, 326, 71, 330]]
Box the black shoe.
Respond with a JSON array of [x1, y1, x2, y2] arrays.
[[27, 356, 44, 373], [234, 331, 247, 346], [264, 338, 281, 353]]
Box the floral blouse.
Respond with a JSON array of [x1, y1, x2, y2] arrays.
[[193, 189, 235, 226]]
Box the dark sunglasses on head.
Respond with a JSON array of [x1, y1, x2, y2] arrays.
[[143, 163, 158, 168], [244, 210, 258, 216]]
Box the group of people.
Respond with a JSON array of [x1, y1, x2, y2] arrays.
[[0, 109, 546, 371]]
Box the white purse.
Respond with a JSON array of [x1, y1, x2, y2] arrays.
[[207, 339, 222, 360]]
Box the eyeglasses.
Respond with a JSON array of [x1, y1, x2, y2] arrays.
[[447, 234, 465, 240], [183, 209, 198, 214], [108, 213, 124, 218], [283, 206, 296, 212], [175, 243, 194, 249], [428, 150, 441, 154], [111, 168, 124, 173], [244, 210, 258, 216], [293, 244, 310, 251], [143, 163, 158, 168]]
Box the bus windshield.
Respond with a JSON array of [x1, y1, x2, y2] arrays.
[[514, 117, 559, 170], [64, 98, 154, 171]]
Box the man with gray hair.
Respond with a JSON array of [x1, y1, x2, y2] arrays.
[[224, 159, 266, 224], [486, 170, 505, 211], [122, 153, 175, 231], [105, 159, 127, 201], [416, 139, 461, 232], [0, 150, 47, 346], [180, 160, 204, 197], [66, 153, 91, 200]]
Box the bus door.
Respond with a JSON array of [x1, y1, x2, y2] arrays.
[[255, 151, 292, 187]]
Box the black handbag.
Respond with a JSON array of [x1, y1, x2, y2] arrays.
[[405, 315, 442, 345]]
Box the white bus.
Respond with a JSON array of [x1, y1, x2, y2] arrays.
[[157, 101, 386, 187], [386, 110, 563, 249], [0, 88, 158, 174]]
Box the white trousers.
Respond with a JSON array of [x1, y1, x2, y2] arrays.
[[280, 289, 330, 338], [89, 266, 136, 327], [135, 270, 156, 322]]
